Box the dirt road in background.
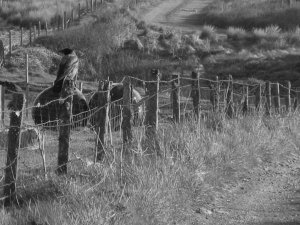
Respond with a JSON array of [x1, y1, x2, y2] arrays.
[[143, 0, 212, 31]]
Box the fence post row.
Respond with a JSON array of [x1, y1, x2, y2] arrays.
[[4, 85, 25, 207], [144, 70, 160, 156], [122, 76, 133, 147], [171, 73, 180, 122], [56, 79, 74, 175]]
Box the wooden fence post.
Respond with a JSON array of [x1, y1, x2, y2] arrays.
[[105, 81, 112, 146], [4, 85, 24, 207], [57, 16, 60, 30], [78, 3, 81, 20], [79, 82, 83, 92], [56, 79, 74, 175], [38, 21, 41, 36], [255, 83, 262, 111], [144, 70, 160, 156], [71, 9, 74, 24], [266, 81, 272, 116], [25, 54, 29, 118], [95, 80, 108, 161], [286, 81, 291, 113], [45, 21, 48, 36], [63, 11, 67, 29], [62, 13, 65, 30], [122, 76, 133, 145], [1, 86, 4, 124], [215, 76, 220, 112], [86, 0, 89, 12], [274, 82, 280, 113], [242, 85, 249, 114], [20, 27, 23, 46], [9, 30, 12, 56], [226, 75, 234, 118], [171, 73, 180, 122], [29, 26, 32, 45], [191, 71, 200, 119], [295, 88, 300, 111], [33, 25, 36, 41], [91, 0, 93, 12]]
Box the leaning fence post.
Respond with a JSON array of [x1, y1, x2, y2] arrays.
[[171, 73, 180, 122], [242, 85, 249, 114], [226, 75, 234, 118], [266, 81, 272, 116], [25, 54, 29, 118], [191, 71, 200, 119], [4, 85, 24, 207], [255, 83, 262, 112], [122, 76, 133, 146], [56, 79, 74, 175], [286, 81, 291, 113], [274, 82, 280, 113], [105, 81, 112, 146], [144, 70, 160, 156]]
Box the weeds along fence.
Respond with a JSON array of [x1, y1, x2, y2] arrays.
[[0, 0, 106, 55], [1, 67, 300, 206]]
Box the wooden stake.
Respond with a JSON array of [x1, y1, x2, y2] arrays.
[[171, 73, 180, 122], [266, 81, 272, 116], [56, 79, 74, 175], [9, 30, 12, 56], [4, 85, 24, 207], [20, 27, 23, 46], [25, 54, 29, 119], [122, 76, 133, 146], [255, 83, 262, 111], [38, 21, 41, 36], [226, 75, 234, 118], [0, 86, 4, 124], [286, 81, 291, 113], [274, 82, 280, 113], [242, 85, 249, 115]]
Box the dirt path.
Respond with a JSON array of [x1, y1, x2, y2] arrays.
[[202, 153, 300, 225], [143, 0, 213, 31]]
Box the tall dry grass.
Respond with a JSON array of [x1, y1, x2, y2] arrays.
[[1, 112, 300, 224], [195, 0, 300, 30]]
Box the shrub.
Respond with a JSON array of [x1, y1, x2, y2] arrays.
[[200, 25, 217, 42], [227, 26, 247, 40]]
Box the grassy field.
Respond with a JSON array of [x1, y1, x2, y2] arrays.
[[0, 0, 89, 28], [1, 111, 300, 224], [192, 0, 300, 30]]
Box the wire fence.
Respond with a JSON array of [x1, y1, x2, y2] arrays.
[[0, 72, 300, 205]]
